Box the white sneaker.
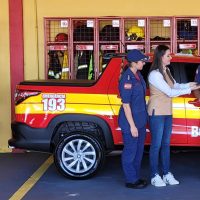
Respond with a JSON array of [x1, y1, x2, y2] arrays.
[[151, 174, 166, 187], [163, 172, 179, 185]]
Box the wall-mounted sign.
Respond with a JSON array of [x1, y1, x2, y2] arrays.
[[101, 45, 118, 50], [191, 19, 198, 26], [112, 20, 120, 27], [138, 19, 145, 27], [49, 45, 67, 51], [76, 45, 93, 50], [87, 20, 94, 27], [179, 44, 196, 49], [127, 44, 144, 50], [163, 20, 170, 27], [60, 20, 68, 28]]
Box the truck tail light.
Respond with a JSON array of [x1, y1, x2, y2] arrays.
[[15, 89, 41, 105]]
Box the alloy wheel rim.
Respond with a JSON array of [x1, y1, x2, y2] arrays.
[[61, 139, 97, 174]]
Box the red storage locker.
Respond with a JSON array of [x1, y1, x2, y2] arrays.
[[175, 17, 199, 56], [124, 18, 147, 53], [97, 18, 122, 76], [147, 17, 173, 53], [44, 18, 70, 80], [71, 19, 95, 80]]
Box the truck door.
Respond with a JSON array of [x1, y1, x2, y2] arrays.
[[182, 63, 200, 145], [169, 62, 188, 145], [186, 98, 200, 145], [107, 59, 123, 145]]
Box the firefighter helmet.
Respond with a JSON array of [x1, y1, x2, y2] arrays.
[[55, 33, 68, 42], [100, 25, 119, 41], [126, 26, 145, 41]]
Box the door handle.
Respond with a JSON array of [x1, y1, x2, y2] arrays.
[[188, 99, 200, 107]]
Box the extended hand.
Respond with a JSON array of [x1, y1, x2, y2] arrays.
[[191, 84, 200, 91], [189, 82, 198, 88]]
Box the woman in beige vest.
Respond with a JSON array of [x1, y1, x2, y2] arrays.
[[148, 45, 200, 187]]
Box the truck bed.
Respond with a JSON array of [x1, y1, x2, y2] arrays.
[[19, 79, 96, 87]]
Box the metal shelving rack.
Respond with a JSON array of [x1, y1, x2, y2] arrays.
[[123, 17, 147, 53], [44, 18, 70, 79], [44, 16, 200, 80], [147, 17, 173, 53], [174, 17, 199, 56]]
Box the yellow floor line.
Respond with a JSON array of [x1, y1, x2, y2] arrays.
[[9, 155, 53, 200]]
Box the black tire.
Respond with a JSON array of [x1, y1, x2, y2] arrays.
[[54, 133, 105, 179]]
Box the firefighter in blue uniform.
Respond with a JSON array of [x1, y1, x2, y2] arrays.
[[118, 49, 149, 189]]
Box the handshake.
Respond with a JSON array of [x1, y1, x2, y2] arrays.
[[189, 82, 200, 91]]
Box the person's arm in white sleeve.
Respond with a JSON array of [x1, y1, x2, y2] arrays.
[[148, 70, 191, 97], [173, 82, 190, 89], [170, 71, 196, 89]]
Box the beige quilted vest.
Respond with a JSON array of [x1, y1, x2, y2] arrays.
[[148, 69, 174, 116]]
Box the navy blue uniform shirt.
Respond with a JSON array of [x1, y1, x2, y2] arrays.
[[118, 67, 148, 132]]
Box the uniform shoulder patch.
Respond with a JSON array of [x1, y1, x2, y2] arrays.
[[124, 83, 132, 89]]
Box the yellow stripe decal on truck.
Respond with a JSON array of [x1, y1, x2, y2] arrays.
[[16, 93, 199, 119]]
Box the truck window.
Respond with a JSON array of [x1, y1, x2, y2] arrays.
[[168, 63, 180, 83], [140, 62, 199, 87], [182, 63, 199, 83], [141, 62, 177, 88], [170, 62, 199, 83]]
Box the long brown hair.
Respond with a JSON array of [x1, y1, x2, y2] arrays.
[[149, 45, 174, 83], [119, 58, 130, 81]]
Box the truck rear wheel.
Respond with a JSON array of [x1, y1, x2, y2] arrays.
[[54, 133, 105, 179]]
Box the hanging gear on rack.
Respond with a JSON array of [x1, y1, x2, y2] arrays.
[[48, 51, 62, 79], [61, 50, 69, 79], [76, 51, 93, 79], [88, 53, 94, 80]]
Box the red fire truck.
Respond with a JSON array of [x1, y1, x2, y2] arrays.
[[9, 54, 200, 179]]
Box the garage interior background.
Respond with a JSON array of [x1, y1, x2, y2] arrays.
[[1, 0, 200, 151]]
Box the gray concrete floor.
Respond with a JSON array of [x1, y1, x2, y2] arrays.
[[0, 149, 200, 200]]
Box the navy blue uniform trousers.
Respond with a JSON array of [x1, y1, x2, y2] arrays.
[[121, 126, 146, 183]]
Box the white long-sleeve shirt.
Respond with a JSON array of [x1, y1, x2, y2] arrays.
[[148, 70, 191, 97]]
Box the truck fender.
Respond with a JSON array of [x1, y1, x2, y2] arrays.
[[49, 114, 114, 151]]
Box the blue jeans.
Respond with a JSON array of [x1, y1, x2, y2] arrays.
[[149, 115, 172, 178]]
